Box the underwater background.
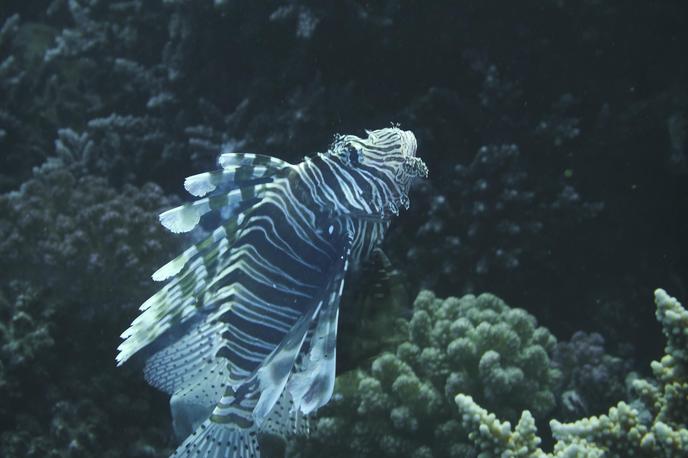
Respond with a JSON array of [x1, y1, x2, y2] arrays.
[[1, 1, 687, 457]]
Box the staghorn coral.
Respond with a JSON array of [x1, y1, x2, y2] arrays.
[[456, 289, 688, 457], [289, 290, 561, 458], [38, 0, 215, 187], [454, 396, 546, 458]]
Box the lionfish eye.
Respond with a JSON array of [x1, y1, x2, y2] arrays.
[[346, 145, 360, 165]]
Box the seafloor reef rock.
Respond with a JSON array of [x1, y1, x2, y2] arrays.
[[456, 288, 688, 457], [290, 290, 561, 458]]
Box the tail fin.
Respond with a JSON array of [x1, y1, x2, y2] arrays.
[[261, 390, 310, 439], [143, 321, 226, 395], [171, 420, 260, 458]]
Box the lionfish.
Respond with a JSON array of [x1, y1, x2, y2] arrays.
[[116, 127, 427, 457]]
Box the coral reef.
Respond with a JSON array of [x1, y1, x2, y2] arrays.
[[0, 154, 178, 457], [408, 290, 562, 421], [0, 0, 686, 456], [396, 143, 603, 295], [0, 247, 173, 458], [392, 136, 604, 308], [0, 157, 178, 306], [1, 0, 684, 339], [35, 0, 226, 187], [552, 331, 633, 420], [1, 0, 365, 190], [0, 13, 57, 191], [456, 289, 688, 457], [0, 284, 54, 424], [290, 290, 561, 458]]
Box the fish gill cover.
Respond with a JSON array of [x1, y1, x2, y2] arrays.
[[0, 0, 686, 457]]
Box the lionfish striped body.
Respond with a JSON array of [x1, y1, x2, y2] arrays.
[[116, 127, 427, 457]]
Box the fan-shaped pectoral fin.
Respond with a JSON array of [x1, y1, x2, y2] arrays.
[[287, 232, 352, 415]]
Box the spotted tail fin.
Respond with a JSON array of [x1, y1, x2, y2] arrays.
[[171, 420, 260, 458], [143, 320, 226, 395], [261, 390, 310, 438]]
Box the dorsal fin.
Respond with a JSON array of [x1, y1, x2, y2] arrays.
[[159, 184, 266, 234], [116, 152, 295, 365], [185, 153, 292, 198], [160, 153, 293, 234]]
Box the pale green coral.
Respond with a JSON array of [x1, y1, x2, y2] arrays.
[[455, 393, 547, 458], [456, 288, 688, 457], [289, 290, 560, 458], [406, 290, 561, 421]]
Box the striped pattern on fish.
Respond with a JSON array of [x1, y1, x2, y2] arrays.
[[116, 127, 427, 457]]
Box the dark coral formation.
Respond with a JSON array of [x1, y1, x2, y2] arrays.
[[396, 143, 603, 295], [0, 161, 177, 304], [552, 331, 634, 420], [0, 163, 178, 457], [0, 280, 171, 457]]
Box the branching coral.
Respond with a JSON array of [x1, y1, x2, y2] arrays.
[[23, 0, 362, 190], [290, 290, 560, 458], [392, 143, 603, 298], [409, 290, 561, 421], [0, 155, 177, 457], [0, 160, 178, 306], [0, 284, 55, 426], [0, 13, 59, 191], [0, 147, 179, 455], [456, 289, 688, 457]]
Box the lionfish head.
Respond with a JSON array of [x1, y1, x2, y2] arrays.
[[330, 126, 428, 216]]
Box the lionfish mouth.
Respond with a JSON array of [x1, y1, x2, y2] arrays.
[[399, 130, 428, 179], [399, 129, 418, 158], [384, 129, 427, 216]]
